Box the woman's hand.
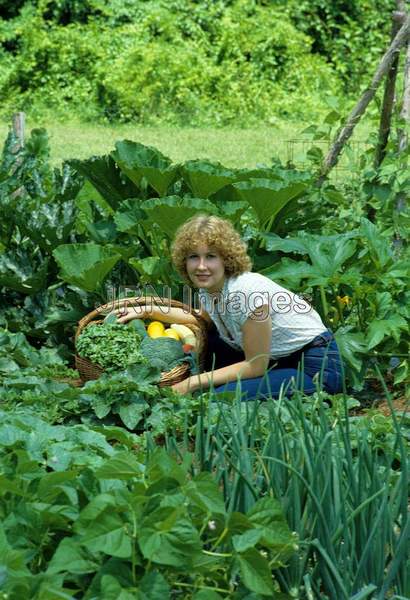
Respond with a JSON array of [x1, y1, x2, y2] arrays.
[[171, 376, 196, 395], [111, 306, 147, 325]]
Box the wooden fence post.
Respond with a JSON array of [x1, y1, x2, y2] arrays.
[[12, 112, 26, 152], [317, 14, 410, 185], [394, 2, 410, 250], [398, 34, 410, 152], [10, 112, 26, 199], [374, 5, 406, 168]]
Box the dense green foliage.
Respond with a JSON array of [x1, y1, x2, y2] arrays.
[[0, 0, 394, 124], [76, 321, 147, 371], [1, 122, 408, 390], [283, 0, 394, 82], [0, 337, 408, 597], [0, 119, 408, 598]]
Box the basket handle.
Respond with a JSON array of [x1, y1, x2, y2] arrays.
[[75, 295, 205, 341]]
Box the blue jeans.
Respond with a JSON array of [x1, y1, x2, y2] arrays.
[[205, 328, 343, 401]]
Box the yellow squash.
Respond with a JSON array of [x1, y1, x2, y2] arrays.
[[163, 328, 180, 340], [147, 321, 166, 339]]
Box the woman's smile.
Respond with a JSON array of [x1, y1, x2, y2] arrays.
[[186, 244, 225, 293]]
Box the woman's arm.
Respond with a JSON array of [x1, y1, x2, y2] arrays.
[[114, 303, 212, 327], [173, 305, 272, 393]]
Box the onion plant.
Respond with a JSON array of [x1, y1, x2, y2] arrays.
[[154, 372, 409, 599]]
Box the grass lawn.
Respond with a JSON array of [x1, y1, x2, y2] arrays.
[[0, 117, 373, 170]]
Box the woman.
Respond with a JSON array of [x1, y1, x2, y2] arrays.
[[119, 215, 343, 400]]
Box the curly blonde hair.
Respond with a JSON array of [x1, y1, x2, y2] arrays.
[[171, 214, 252, 281]]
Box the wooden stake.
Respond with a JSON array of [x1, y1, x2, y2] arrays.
[[12, 112, 26, 152], [318, 14, 410, 185], [398, 39, 410, 151], [394, 3, 410, 250], [374, 7, 405, 167]]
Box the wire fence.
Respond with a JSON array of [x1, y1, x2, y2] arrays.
[[285, 138, 372, 181]]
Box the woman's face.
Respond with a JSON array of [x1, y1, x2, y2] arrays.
[[186, 243, 225, 293]]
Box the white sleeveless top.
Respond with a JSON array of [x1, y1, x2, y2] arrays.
[[199, 272, 327, 359]]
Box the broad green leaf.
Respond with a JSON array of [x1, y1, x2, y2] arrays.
[[263, 233, 357, 287], [227, 512, 253, 537], [366, 316, 408, 349], [0, 524, 31, 582], [100, 574, 137, 600], [334, 327, 367, 373], [230, 178, 307, 228], [262, 258, 315, 288], [76, 178, 112, 215], [84, 219, 118, 244], [34, 581, 75, 600], [78, 510, 132, 558], [129, 256, 162, 277], [247, 497, 286, 526], [91, 395, 112, 419], [234, 166, 283, 181], [138, 571, 170, 600], [96, 452, 145, 480], [322, 188, 346, 205], [181, 160, 237, 198], [139, 507, 202, 567], [119, 402, 146, 430], [37, 471, 78, 501], [394, 360, 409, 386], [374, 292, 393, 319], [146, 448, 189, 486], [114, 199, 146, 234], [0, 249, 49, 294], [184, 473, 226, 516], [193, 592, 223, 600], [112, 140, 178, 196], [233, 529, 263, 553], [93, 425, 141, 448], [308, 236, 357, 279], [141, 195, 218, 238], [75, 494, 118, 524], [360, 217, 392, 268], [236, 548, 275, 596], [70, 155, 139, 210], [16, 201, 77, 251], [261, 233, 309, 255], [47, 538, 98, 575], [53, 243, 121, 292], [0, 474, 26, 496], [0, 357, 20, 373], [217, 200, 248, 224]]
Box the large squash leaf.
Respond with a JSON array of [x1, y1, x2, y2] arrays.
[[0, 248, 49, 294], [114, 199, 146, 234], [181, 160, 237, 198], [141, 196, 218, 238], [16, 201, 77, 251], [53, 243, 122, 292], [217, 200, 248, 225], [70, 155, 139, 211], [228, 178, 307, 229], [112, 141, 178, 197]]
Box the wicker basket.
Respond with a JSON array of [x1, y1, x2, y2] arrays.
[[74, 296, 207, 387]]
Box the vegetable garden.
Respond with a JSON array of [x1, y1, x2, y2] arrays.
[[0, 107, 408, 599]]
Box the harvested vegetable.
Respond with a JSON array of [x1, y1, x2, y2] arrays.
[[147, 321, 166, 338], [164, 328, 180, 340], [139, 336, 186, 372], [76, 323, 147, 371], [170, 324, 197, 349]]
